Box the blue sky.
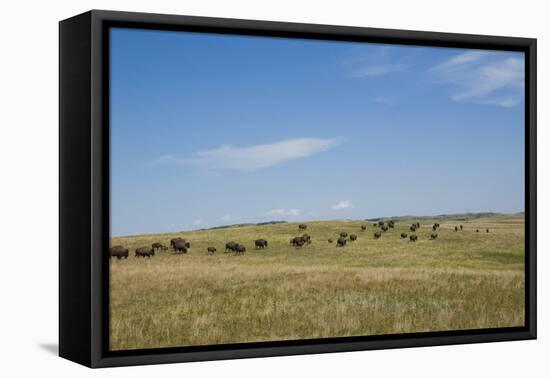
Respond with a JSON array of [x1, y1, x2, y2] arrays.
[[110, 28, 525, 236]]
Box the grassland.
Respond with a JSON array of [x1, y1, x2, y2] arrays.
[[109, 213, 525, 351]]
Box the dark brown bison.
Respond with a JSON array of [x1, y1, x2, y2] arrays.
[[171, 238, 189, 249], [476, 229, 479, 233], [416, 222, 420, 228], [337, 237, 347, 247], [388, 220, 395, 228], [432, 225, 437, 231], [225, 241, 238, 252], [328, 239, 333, 243], [410, 225, 417, 232], [373, 223, 378, 227], [400, 233, 407, 238], [409, 235, 418, 242], [135, 247, 154, 257], [109, 246, 128, 259], [173, 239, 188, 254], [374, 231, 382, 239], [339, 232, 348, 238], [430, 233, 438, 240], [254, 239, 268, 249], [152, 242, 163, 250], [378, 221, 385, 226], [302, 234, 311, 244], [381, 225, 389, 232], [207, 247, 216, 254], [460, 225, 463, 230], [361, 225, 366, 231], [454, 226, 458, 232], [349, 234, 358, 241], [291, 236, 304, 246], [434, 223, 440, 228], [486, 228, 490, 233], [234, 244, 246, 255], [299, 223, 307, 230]]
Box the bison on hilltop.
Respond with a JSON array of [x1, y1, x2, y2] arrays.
[[254, 239, 268, 249], [409, 235, 418, 242], [135, 247, 154, 258], [110, 246, 128, 259]]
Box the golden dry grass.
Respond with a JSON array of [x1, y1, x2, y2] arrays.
[[109, 214, 524, 350]]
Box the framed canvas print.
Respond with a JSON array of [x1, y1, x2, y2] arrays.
[[59, 10, 537, 368]]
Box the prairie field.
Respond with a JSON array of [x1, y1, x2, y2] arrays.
[[109, 213, 525, 351]]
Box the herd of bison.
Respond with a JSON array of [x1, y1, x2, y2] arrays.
[[109, 221, 491, 260]]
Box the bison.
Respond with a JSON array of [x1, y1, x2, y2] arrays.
[[409, 235, 418, 242], [454, 226, 458, 232], [432, 225, 437, 231], [171, 238, 189, 249], [328, 239, 333, 243], [337, 237, 347, 247], [350, 234, 358, 241], [339, 232, 348, 238], [378, 221, 385, 226], [302, 234, 311, 244], [410, 225, 417, 232], [291, 236, 304, 246], [430, 233, 438, 240], [152, 242, 163, 250], [225, 241, 238, 252], [388, 220, 395, 228], [476, 229, 479, 233], [361, 225, 367, 231], [374, 231, 382, 239], [109, 246, 128, 259], [173, 240, 188, 254], [234, 244, 246, 255], [254, 239, 268, 249], [460, 225, 463, 231], [207, 246, 216, 254], [400, 233, 408, 238], [486, 228, 490, 233], [381, 225, 389, 232], [135, 247, 154, 258], [299, 223, 307, 230]]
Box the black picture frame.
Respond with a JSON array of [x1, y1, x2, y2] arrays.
[[59, 9, 537, 368]]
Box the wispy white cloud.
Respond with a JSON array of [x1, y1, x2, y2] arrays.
[[332, 200, 353, 210], [148, 137, 344, 172], [344, 46, 408, 78], [266, 208, 301, 217], [429, 50, 524, 107]]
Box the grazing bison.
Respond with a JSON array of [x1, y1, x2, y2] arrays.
[[234, 244, 246, 255], [328, 239, 333, 243], [152, 242, 163, 250], [350, 234, 358, 241], [109, 246, 128, 259], [381, 225, 389, 232], [299, 223, 307, 230], [373, 223, 378, 227], [374, 231, 382, 239], [416, 222, 420, 228], [301, 234, 311, 244], [388, 220, 395, 228], [225, 241, 238, 252], [460, 225, 463, 231], [476, 229, 479, 233], [361, 225, 367, 231], [434, 223, 440, 228], [254, 239, 268, 249], [337, 237, 347, 247], [339, 232, 348, 238], [454, 226, 458, 232], [173, 240, 188, 254], [400, 232, 408, 238], [409, 235, 418, 242], [410, 225, 417, 232], [378, 221, 385, 227], [486, 228, 490, 233], [135, 247, 154, 258], [171, 238, 189, 249], [291, 236, 305, 246], [432, 225, 437, 231], [207, 246, 216, 254], [430, 233, 438, 240]]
